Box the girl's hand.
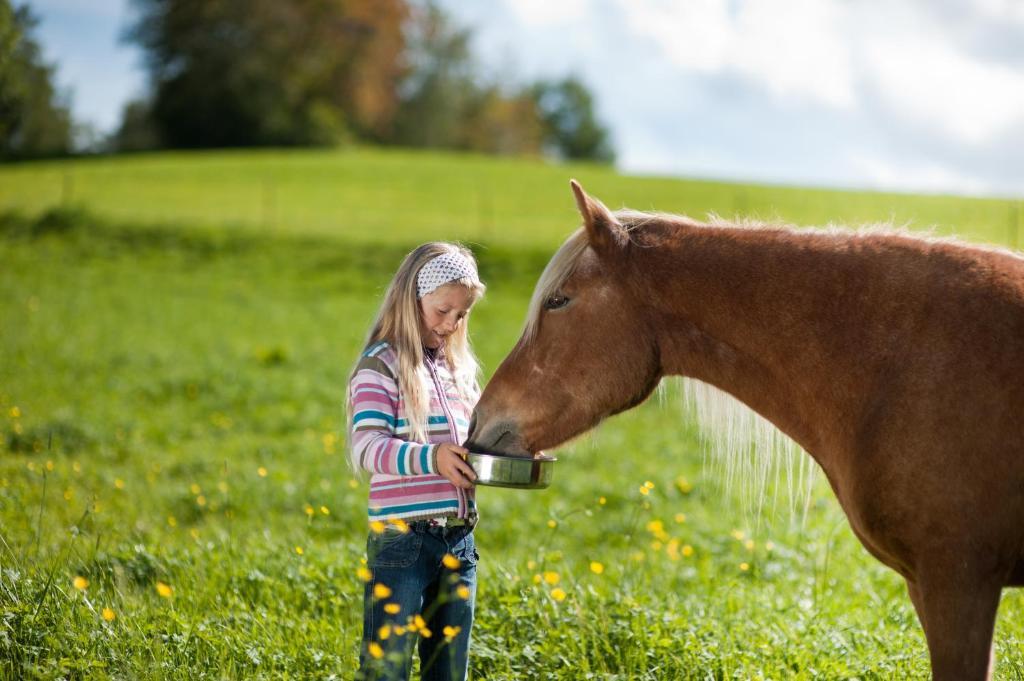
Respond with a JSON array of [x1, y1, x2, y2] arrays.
[[436, 443, 476, 489]]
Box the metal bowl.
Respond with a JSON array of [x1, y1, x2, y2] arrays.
[[466, 451, 556, 489]]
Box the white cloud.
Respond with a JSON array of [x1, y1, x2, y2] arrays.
[[503, 0, 592, 27]]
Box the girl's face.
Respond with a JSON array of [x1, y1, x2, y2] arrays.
[[419, 283, 476, 349]]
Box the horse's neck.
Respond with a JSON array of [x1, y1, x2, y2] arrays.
[[645, 226, 898, 459]]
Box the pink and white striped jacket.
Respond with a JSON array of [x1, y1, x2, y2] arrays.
[[348, 340, 476, 523]]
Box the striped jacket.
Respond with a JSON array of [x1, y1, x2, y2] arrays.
[[348, 340, 476, 523]]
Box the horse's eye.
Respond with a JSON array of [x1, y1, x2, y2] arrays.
[[544, 294, 570, 310]]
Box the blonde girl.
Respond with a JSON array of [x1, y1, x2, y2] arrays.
[[349, 243, 485, 681]]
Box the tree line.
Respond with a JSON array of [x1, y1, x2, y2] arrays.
[[1, 0, 614, 163]]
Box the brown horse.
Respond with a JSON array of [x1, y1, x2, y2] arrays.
[[467, 180, 1024, 680]]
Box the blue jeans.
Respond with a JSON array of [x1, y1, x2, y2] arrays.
[[357, 522, 478, 681]]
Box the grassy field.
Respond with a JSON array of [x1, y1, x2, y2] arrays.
[[1, 148, 1022, 679]]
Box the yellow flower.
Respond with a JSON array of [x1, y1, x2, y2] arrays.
[[638, 486, 650, 496], [413, 614, 427, 630], [167, 516, 177, 527], [443, 625, 461, 640], [731, 529, 745, 541], [295, 546, 304, 555], [675, 476, 693, 493], [393, 626, 406, 636], [189, 483, 201, 495], [384, 603, 401, 615], [114, 478, 124, 489], [589, 561, 604, 575], [304, 504, 315, 517], [357, 567, 373, 583], [682, 544, 694, 557], [455, 585, 471, 600], [368, 642, 384, 659], [740, 562, 750, 571], [320, 506, 330, 515], [674, 513, 686, 523], [547, 519, 557, 528], [420, 627, 433, 638], [745, 539, 755, 551], [370, 520, 386, 534], [73, 576, 88, 591], [378, 625, 391, 640], [9, 406, 20, 418], [550, 588, 567, 602], [374, 583, 392, 599], [644, 480, 655, 490], [217, 481, 228, 493], [598, 496, 607, 505], [102, 607, 116, 622], [196, 495, 207, 507], [155, 582, 172, 598], [257, 466, 268, 477], [527, 560, 537, 570], [348, 478, 359, 489], [442, 554, 460, 570], [543, 571, 559, 585], [391, 518, 409, 533], [766, 541, 775, 551]]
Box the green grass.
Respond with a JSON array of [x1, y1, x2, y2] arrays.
[[1, 148, 1022, 679]]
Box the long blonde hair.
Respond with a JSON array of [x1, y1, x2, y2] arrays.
[[348, 243, 486, 469]]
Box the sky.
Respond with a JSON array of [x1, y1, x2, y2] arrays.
[[26, 0, 1024, 197]]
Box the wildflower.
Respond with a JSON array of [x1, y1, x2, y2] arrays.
[[682, 544, 694, 557], [348, 478, 359, 489], [420, 627, 433, 638], [73, 576, 88, 591], [370, 520, 386, 534], [745, 539, 755, 551], [598, 496, 607, 505], [114, 478, 124, 489], [532, 573, 542, 584], [102, 607, 116, 622], [644, 480, 655, 490], [9, 406, 20, 418], [443, 625, 461, 640], [547, 519, 557, 529], [257, 466, 268, 477], [368, 642, 384, 659], [357, 567, 373, 582], [413, 615, 427, 630], [543, 571, 559, 585], [217, 481, 228, 493], [46, 460, 54, 471], [675, 476, 693, 494], [638, 485, 650, 496], [766, 541, 775, 551], [374, 583, 393, 599], [674, 513, 686, 523], [589, 561, 604, 575], [167, 516, 177, 527], [295, 546, 304, 555], [155, 582, 172, 598], [393, 626, 406, 636], [527, 560, 537, 570], [196, 495, 207, 507], [391, 518, 409, 533], [304, 504, 315, 517], [442, 554, 460, 570], [740, 562, 750, 571], [731, 529, 745, 541], [320, 506, 330, 515], [378, 625, 391, 640], [550, 588, 567, 602], [384, 603, 401, 615], [455, 585, 471, 600], [190, 483, 201, 495]]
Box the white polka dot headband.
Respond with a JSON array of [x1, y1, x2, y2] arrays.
[[416, 251, 479, 299]]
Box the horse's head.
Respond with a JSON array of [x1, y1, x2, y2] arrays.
[[467, 181, 663, 456]]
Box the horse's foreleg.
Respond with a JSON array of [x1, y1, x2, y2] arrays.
[[905, 574, 999, 680]]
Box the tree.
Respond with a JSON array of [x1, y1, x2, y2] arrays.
[[126, 0, 408, 148], [531, 76, 615, 163], [0, 0, 73, 159]]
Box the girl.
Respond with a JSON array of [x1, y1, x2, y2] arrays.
[[349, 242, 485, 681]]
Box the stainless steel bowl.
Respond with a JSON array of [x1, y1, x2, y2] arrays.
[[466, 452, 556, 489]]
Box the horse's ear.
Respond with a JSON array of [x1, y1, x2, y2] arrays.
[[570, 179, 626, 252]]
